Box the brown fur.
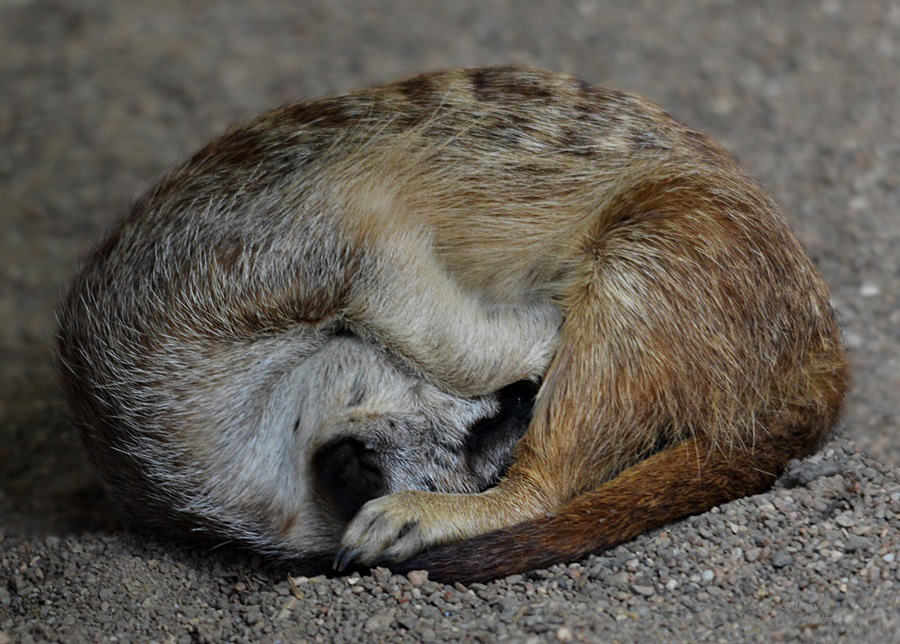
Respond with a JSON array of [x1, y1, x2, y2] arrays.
[[332, 66, 847, 575], [56, 65, 848, 579]]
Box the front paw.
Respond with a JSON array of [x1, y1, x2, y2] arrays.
[[334, 490, 442, 571]]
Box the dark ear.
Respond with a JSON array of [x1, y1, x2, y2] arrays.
[[464, 379, 539, 488], [312, 437, 387, 521]]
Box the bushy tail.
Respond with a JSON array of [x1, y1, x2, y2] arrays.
[[394, 433, 808, 584]]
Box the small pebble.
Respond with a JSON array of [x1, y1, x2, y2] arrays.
[[364, 610, 394, 632], [859, 283, 880, 297], [836, 512, 856, 528], [632, 584, 655, 596], [844, 535, 871, 552], [610, 572, 630, 589], [772, 550, 794, 568], [407, 570, 429, 587]]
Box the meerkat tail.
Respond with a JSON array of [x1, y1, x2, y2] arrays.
[[393, 430, 819, 584]]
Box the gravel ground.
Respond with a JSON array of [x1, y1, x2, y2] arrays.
[[1, 1, 898, 641], [2, 444, 898, 642]]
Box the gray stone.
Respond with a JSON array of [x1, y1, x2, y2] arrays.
[[772, 550, 794, 568], [632, 584, 656, 596]]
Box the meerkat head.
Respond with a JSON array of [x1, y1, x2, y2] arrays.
[[310, 378, 537, 522], [262, 335, 536, 525]]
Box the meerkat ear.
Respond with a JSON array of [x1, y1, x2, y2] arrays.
[[464, 379, 539, 487], [312, 436, 387, 521]]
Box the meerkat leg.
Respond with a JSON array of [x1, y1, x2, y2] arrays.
[[343, 230, 562, 398], [334, 253, 637, 568], [334, 295, 609, 569]]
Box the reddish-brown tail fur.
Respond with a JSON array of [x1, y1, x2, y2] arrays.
[[395, 429, 826, 584]]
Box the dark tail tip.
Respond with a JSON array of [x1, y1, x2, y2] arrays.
[[392, 516, 566, 584]]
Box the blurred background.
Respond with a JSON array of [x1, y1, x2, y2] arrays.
[[1, 0, 897, 538]]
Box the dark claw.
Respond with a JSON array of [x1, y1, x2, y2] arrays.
[[333, 546, 359, 572]]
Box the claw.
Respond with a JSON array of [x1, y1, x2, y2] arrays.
[[333, 546, 359, 572]]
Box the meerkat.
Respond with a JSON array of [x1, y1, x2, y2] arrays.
[[57, 65, 847, 583]]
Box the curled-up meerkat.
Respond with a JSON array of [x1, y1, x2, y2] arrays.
[[57, 65, 847, 582]]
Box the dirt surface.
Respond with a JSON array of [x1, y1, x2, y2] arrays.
[[1, 1, 897, 641]]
